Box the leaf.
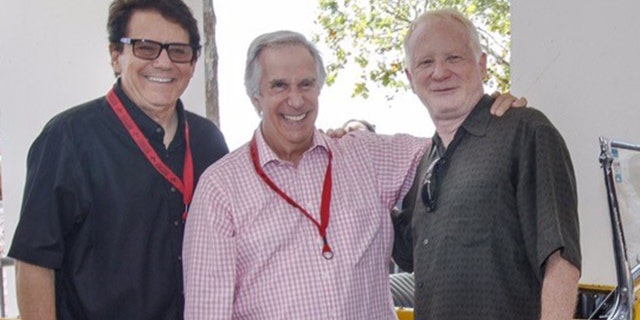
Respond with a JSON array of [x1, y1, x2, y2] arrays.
[[313, 0, 511, 101]]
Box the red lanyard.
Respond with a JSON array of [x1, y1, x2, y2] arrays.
[[250, 136, 334, 259], [106, 88, 194, 221]]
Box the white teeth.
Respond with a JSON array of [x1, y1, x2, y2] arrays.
[[147, 76, 172, 83], [284, 113, 306, 121]]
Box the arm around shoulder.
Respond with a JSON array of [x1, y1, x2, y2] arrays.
[[15, 259, 56, 320]]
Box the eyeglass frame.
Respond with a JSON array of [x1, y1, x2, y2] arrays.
[[119, 37, 200, 63]]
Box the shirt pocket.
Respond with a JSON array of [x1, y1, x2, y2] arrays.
[[443, 190, 497, 247]]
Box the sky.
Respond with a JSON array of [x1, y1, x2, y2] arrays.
[[214, 0, 433, 150]]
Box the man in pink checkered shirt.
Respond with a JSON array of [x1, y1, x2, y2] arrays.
[[182, 30, 521, 319]]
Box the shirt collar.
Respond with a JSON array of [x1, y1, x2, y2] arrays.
[[459, 94, 495, 138], [252, 126, 329, 167], [431, 94, 494, 155]]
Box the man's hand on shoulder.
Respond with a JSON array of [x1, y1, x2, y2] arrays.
[[323, 127, 350, 139], [490, 91, 528, 116]]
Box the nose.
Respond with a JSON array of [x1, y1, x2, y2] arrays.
[[431, 60, 451, 80], [153, 48, 173, 66], [287, 90, 304, 108]]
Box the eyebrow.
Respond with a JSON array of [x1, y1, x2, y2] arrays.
[[268, 77, 317, 86], [303, 77, 317, 83]]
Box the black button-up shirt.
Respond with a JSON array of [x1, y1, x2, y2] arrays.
[[9, 82, 228, 319]]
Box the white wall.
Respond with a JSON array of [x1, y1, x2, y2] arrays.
[[511, 0, 640, 285]]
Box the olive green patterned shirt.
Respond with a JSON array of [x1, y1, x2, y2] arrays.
[[408, 95, 581, 320]]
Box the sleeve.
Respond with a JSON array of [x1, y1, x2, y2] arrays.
[[516, 117, 581, 280], [8, 122, 90, 269], [201, 118, 229, 162], [364, 133, 430, 209], [183, 169, 237, 319]]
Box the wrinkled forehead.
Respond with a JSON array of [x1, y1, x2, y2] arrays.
[[259, 43, 315, 64], [258, 45, 317, 78]]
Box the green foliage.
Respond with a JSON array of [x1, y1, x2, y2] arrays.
[[313, 0, 511, 100]]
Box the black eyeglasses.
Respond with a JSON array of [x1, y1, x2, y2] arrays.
[[421, 155, 443, 212], [120, 38, 199, 63]]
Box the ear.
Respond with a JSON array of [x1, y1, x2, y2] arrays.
[[187, 57, 198, 78], [186, 62, 196, 79], [251, 95, 263, 116], [405, 68, 416, 93], [479, 52, 488, 79], [109, 44, 122, 75]]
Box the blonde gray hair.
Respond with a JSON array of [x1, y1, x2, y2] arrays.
[[403, 8, 482, 70]]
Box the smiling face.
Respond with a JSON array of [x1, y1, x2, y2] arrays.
[[405, 16, 486, 122], [252, 44, 320, 163], [110, 10, 196, 115]]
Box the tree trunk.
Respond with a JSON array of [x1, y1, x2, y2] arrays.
[[202, 0, 220, 125]]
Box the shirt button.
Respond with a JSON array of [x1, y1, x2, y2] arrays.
[[155, 127, 163, 133], [174, 220, 180, 227], [170, 187, 177, 192], [177, 255, 182, 261], [422, 238, 429, 246], [417, 281, 424, 288]]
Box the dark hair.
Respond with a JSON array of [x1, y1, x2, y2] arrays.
[[107, 0, 201, 62]]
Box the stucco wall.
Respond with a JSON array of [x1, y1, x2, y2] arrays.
[[511, 0, 640, 285]]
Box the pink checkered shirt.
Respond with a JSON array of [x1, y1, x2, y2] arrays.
[[183, 129, 428, 319]]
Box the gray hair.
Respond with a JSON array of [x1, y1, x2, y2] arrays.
[[244, 30, 327, 114], [404, 8, 483, 70]]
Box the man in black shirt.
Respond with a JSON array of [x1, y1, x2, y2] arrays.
[[8, 0, 228, 319]]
